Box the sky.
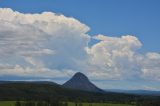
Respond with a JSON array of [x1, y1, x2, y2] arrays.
[[0, 0, 160, 90]]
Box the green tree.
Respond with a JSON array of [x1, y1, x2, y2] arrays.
[[37, 101, 45, 106], [15, 101, 21, 106]]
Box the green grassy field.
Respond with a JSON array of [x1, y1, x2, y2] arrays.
[[0, 101, 134, 106], [68, 102, 134, 106], [0, 101, 16, 106]]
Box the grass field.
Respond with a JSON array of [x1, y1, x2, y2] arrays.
[[68, 102, 134, 106], [0, 101, 134, 106], [0, 101, 16, 106]]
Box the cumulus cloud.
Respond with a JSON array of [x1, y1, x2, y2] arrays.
[[140, 53, 160, 81], [0, 8, 89, 78], [86, 35, 160, 82], [0, 8, 160, 84], [85, 35, 141, 79]]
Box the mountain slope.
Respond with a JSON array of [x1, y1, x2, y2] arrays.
[[63, 72, 104, 92], [0, 81, 143, 103]]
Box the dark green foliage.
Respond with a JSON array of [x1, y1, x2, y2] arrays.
[[50, 101, 59, 106], [64, 102, 68, 106], [0, 82, 140, 103], [79, 102, 82, 106], [136, 98, 160, 106], [89, 103, 92, 106], [0, 82, 160, 105], [37, 101, 45, 106], [15, 101, 21, 106], [24, 101, 35, 106], [75, 102, 78, 106], [15, 101, 60, 106]]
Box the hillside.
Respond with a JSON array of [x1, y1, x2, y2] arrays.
[[0, 81, 142, 103], [63, 72, 104, 92]]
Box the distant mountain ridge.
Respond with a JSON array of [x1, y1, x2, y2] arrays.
[[0, 80, 142, 102], [0, 81, 58, 85], [0, 78, 160, 102], [1, 73, 160, 96], [63, 72, 104, 93], [106, 89, 160, 96]]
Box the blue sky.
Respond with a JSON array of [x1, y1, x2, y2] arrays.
[[0, 0, 160, 90]]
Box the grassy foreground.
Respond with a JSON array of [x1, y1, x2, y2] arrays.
[[0, 101, 134, 106], [0, 101, 16, 106], [68, 102, 134, 106]]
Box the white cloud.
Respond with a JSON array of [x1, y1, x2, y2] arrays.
[[86, 35, 142, 80], [0, 8, 160, 85], [146, 52, 160, 60], [0, 63, 75, 78], [0, 8, 89, 78], [140, 53, 160, 81], [86, 35, 160, 82]]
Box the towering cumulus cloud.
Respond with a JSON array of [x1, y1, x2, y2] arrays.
[[0, 8, 90, 78], [0, 8, 160, 85]]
